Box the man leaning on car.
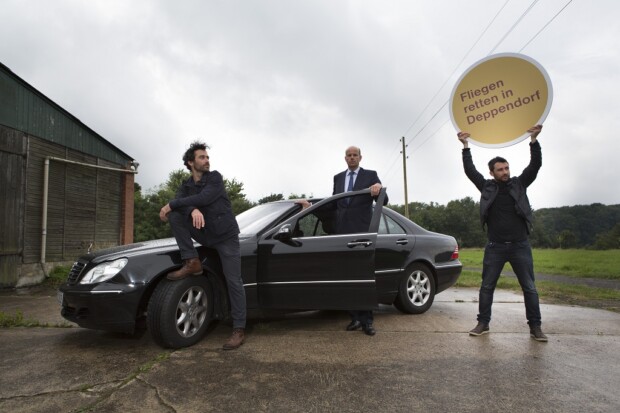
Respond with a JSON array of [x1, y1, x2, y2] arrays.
[[159, 141, 247, 350]]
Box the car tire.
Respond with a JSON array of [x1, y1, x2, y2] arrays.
[[147, 276, 213, 349], [394, 263, 436, 314]]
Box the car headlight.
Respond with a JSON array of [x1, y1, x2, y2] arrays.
[[79, 258, 128, 284]]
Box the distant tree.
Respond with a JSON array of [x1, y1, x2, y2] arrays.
[[389, 201, 620, 249], [405, 201, 440, 230], [225, 178, 255, 215], [594, 223, 620, 250], [558, 229, 577, 249], [133, 182, 152, 242], [529, 220, 556, 248], [443, 197, 486, 247], [166, 169, 192, 196], [532, 203, 620, 248], [258, 193, 284, 204], [134, 169, 189, 242], [288, 193, 308, 200], [392, 198, 485, 248]]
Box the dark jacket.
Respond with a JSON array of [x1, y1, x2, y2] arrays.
[[332, 167, 387, 234], [462, 141, 541, 232], [169, 170, 239, 245]]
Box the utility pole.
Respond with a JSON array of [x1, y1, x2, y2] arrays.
[[401, 137, 409, 219]]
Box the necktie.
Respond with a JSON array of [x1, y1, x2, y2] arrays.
[[347, 171, 356, 192], [346, 171, 356, 205]]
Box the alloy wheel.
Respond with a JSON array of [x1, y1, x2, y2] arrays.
[[175, 286, 209, 338]]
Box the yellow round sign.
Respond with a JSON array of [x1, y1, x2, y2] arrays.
[[450, 53, 552, 148]]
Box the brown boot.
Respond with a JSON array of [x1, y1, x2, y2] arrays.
[[166, 257, 202, 280], [222, 328, 245, 350]]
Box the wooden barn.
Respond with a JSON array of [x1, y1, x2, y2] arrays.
[[0, 62, 137, 288]]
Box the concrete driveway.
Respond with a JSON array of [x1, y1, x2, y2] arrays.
[[1, 287, 619, 413]]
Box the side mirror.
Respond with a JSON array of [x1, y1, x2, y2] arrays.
[[273, 224, 293, 241]]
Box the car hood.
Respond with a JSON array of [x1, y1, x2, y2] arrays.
[[82, 238, 179, 263], [82, 236, 256, 264]]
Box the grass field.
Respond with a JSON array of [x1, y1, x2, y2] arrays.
[[459, 248, 620, 280], [456, 249, 620, 312]]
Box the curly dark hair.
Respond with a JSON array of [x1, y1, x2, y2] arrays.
[[182, 141, 210, 171]]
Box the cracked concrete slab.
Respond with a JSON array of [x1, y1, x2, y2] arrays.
[[1, 288, 619, 412]]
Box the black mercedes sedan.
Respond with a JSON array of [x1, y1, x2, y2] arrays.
[[58, 189, 462, 348]]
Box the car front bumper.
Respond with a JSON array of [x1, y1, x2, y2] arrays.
[[58, 282, 145, 334]]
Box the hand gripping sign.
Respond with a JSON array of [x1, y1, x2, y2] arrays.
[[450, 53, 553, 148]]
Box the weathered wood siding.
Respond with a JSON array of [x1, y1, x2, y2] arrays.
[[23, 136, 123, 263], [0, 127, 26, 286]]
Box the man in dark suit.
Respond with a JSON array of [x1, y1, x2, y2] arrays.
[[159, 141, 247, 350], [333, 145, 386, 336]]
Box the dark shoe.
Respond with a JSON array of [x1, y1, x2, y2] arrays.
[[167, 257, 202, 280], [530, 325, 548, 342], [346, 320, 362, 331], [469, 322, 489, 336], [362, 323, 376, 336], [223, 328, 245, 350]]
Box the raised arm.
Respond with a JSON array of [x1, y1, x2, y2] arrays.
[[457, 131, 485, 191], [519, 125, 543, 187]]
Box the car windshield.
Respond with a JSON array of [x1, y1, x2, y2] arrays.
[[236, 202, 296, 236]]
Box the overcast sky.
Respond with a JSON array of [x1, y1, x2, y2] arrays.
[[2, 0, 618, 208]]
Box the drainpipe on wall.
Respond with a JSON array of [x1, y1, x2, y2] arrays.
[[41, 156, 139, 272]]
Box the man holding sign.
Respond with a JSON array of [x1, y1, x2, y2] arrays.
[[457, 125, 548, 342]]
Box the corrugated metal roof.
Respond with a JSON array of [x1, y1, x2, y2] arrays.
[[0, 61, 134, 165]]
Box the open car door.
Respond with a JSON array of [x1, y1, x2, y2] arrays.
[[256, 189, 387, 310]]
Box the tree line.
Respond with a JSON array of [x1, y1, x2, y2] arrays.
[[134, 170, 620, 250], [389, 199, 620, 250]]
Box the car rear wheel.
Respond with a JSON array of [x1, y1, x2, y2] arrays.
[[394, 263, 436, 314], [147, 276, 213, 348]]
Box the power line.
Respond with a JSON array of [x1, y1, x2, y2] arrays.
[[402, 0, 512, 143], [405, 100, 448, 147], [488, 0, 540, 54], [520, 0, 574, 52], [411, 119, 451, 153], [380, 141, 405, 180]]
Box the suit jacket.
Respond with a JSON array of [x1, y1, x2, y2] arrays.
[[332, 168, 387, 234]]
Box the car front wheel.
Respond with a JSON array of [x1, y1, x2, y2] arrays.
[[147, 276, 213, 348], [394, 263, 436, 314]]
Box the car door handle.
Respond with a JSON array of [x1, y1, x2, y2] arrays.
[[347, 241, 373, 248], [396, 239, 408, 245]]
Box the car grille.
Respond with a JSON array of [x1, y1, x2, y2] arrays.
[[67, 261, 86, 285], [61, 306, 89, 318]]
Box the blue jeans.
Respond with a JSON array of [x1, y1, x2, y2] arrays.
[[169, 210, 247, 329], [478, 240, 542, 326]]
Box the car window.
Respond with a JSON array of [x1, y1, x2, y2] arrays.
[[378, 213, 406, 234], [237, 203, 297, 235], [295, 213, 330, 237], [294, 199, 337, 237], [294, 193, 376, 237]]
